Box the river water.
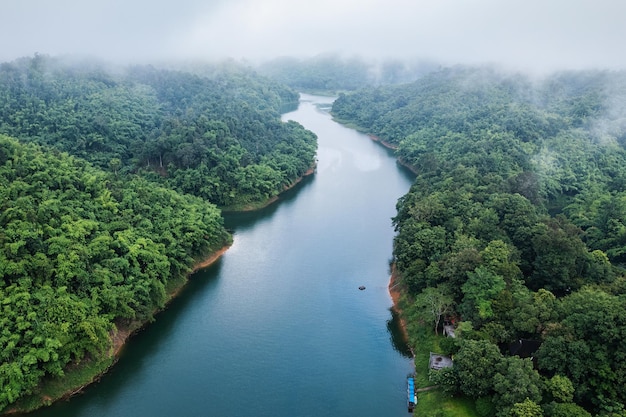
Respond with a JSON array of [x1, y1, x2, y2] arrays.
[[31, 94, 415, 417]]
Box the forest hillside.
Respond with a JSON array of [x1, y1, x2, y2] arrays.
[[0, 55, 317, 411], [333, 66, 626, 417], [0, 55, 317, 209]]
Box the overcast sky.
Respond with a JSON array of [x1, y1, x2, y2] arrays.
[[1, 0, 624, 72]]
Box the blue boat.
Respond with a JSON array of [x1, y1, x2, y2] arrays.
[[407, 376, 417, 412]]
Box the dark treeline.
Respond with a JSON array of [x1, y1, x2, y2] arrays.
[[0, 54, 317, 411], [0, 54, 317, 208], [257, 53, 438, 93], [333, 66, 626, 417]]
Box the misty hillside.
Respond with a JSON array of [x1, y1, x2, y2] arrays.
[[333, 67, 626, 416], [0, 55, 317, 208], [257, 54, 438, 93], [0, 54, 321, 411]]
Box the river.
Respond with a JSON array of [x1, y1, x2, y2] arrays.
[[30, 94, 416, 417]]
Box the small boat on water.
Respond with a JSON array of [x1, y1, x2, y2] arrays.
[[407, 376, 417, 412]]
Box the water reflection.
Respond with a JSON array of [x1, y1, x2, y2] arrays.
[[223, 173, 316, 232], [26, 259, 225, 417], [26, 94, 415, 417], [387, 308, 414, 359]]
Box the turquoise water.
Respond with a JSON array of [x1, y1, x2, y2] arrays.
[[30, 94, 415, 417]]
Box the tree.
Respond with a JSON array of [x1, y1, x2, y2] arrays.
[[509, 398, 543, 417], [542, 402, 591, 417], [507, 287, 557, 337], [454, 339, 503, 398], [461, 266, 506, 322], [428, 367, 459, 396], [537, 287, 626, 412], [480, 239, 522, 283], [529, 217, 588, 294], [545, 375, 574, 403], [492, 357, 543, 414], [108, 157, 121, 177], [412, 284, 454, 334], [0, 135, 232, 409], [475, 396, 497, 417]]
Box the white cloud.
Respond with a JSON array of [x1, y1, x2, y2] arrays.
[[1, 0, 625, 71]]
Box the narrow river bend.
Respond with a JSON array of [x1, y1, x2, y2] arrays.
[[31, 94, 415, 417]]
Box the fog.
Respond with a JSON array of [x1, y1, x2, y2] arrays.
[[2, 0, 625, 72]]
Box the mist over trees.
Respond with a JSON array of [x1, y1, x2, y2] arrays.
[[332, 66, 626, 416], [257, 53, 438, 93], [0, 54, 318, 411], [0, 54, 317, 209], [4, 49, 626, 416]]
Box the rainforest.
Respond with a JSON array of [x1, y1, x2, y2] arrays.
[[0, 54, 316, 412], [332, 66, 626, 417], [4, 52, 626, 417]]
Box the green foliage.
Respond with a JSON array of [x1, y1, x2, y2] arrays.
[[509, 398, 544, 417], [334, 66, 626, 415], [544, 375, 574, 403], [454, 339, 503, 398], [0, 54, 318, 411], [412, 284, 454, 334], [0, 136, 231, 409], [429, 367, 459, 396], [461, 266, 506, 322], [537, 287, 626, 410], [492, 357, 543, 415], [0, 55, 317, 209], [0, 54, 319, 411], [475, 397, 496, 417], [542, 402, 591, 417], [504, 287, 557, 340]]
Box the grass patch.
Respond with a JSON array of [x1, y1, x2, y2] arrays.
[[415, 390, 478, 417]]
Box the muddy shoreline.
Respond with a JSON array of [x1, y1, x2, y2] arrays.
[[388, 265, 411, 347]]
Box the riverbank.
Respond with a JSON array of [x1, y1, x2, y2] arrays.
[[367, 135, 421, 176], [4, 161, 317, 414], [3, 244, 231, 415], [351, 122, 475, 416], [222, 164, 316, 212], [113, 243, 233, 356], [388, 265, 411, 348]]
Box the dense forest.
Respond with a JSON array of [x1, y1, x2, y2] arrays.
[[0, 55, 318, 411], [333, 67, 626, 417], [0, 55, 317, 209], [0, 135, 231, 410]]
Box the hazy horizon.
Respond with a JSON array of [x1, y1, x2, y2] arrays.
[[2, 0, 625, 73]]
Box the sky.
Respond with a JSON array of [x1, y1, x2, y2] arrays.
[[1, 0, 625, 72]]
